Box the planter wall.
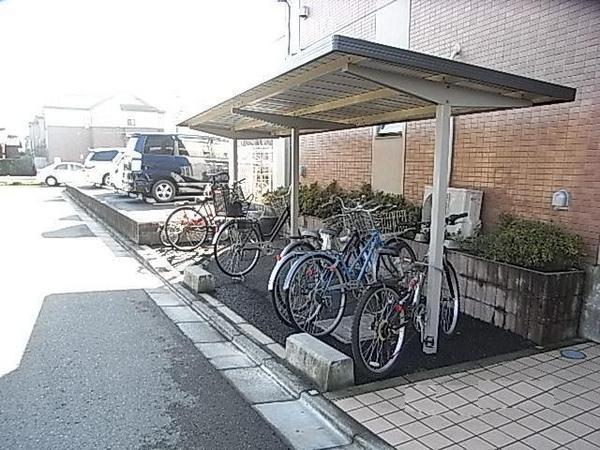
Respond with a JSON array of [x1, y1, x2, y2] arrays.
[[407, 240, 585, 346]]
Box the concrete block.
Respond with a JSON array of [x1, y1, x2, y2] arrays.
[[580, 266, 600, 343], [183, 265, 215, 293], [285, 333, 354, 392]]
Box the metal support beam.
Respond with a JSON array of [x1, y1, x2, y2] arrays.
[[231, 138, 239, 182], [232, 108, 352, 132], [345, 64, 533, 108], [289, 128, 300, 235], [423, 104, 452, 355]]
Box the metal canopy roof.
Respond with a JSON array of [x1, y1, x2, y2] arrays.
[[179, 35, 576, 139]]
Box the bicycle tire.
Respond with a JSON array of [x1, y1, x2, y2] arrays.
[[440, 260, 460, 336], [379, 237, 416, 280], [269, 241, 315, 327], [164, 206, 209, 251], [285, 253, 347, 337], [213, 219, 261, 277], [351, 282, 410, 379]]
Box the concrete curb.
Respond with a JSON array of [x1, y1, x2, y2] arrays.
[[66, 189, 392, 450]]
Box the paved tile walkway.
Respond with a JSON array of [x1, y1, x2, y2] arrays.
[[331, 342, 600, 449]]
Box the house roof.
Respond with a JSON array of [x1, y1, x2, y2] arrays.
[[179, 35, 576, 139]]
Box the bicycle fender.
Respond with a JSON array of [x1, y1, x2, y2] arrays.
[[267, 251, 303, 291], [280, 240, 316, 259], [282, 251, 337, 292]]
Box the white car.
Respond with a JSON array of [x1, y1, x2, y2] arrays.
[[83, 148, 124, 186], [37, 162, 85, 186]]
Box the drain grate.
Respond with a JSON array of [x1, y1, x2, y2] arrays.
[[560, 349, 586, 360]]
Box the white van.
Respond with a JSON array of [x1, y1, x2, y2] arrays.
[[83, 148, 124, 186]]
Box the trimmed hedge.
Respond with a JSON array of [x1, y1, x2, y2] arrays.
[[0, 156, 37, 176], [263, 181, 420, 221], [460, 214, 585, 272]]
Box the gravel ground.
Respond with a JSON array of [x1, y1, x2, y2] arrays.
[[155, 243, 533, 385]]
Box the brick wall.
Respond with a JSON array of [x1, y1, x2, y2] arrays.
[[298, 0, 378, 188], [406, 0, 600, 259]]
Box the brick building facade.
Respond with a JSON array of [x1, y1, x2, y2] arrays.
[[294, 0, 600, 260]]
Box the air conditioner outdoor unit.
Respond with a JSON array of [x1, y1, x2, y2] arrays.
[[422, 186, 483, 238]]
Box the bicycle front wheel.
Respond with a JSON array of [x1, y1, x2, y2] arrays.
[[286, 254, 346, 337], [352, 282, 409, 378], [379, 237, 416, 281], [440, 261, 460, 336], [165, 206, 208, 251], [270, 242, 315, 328], [213, 219, 261, 277]]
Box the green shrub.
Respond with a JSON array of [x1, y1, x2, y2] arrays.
[[460, 215, 585, 272], [0, 156, 36, 176], [263, 181, 420, 221]]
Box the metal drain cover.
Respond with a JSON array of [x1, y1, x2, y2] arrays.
[[560, 349, 586, 360]]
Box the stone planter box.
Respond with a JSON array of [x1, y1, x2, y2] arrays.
[[299, 215, 325, 231], [407, 240, 585, 345]]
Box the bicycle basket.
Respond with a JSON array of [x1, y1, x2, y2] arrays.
[[342, 210, 375, 236], [213, 185, 244, 217], [374, 210, 411, 234]]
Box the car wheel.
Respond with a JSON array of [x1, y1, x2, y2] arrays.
[[152, 179, 176, 203], [45, 176, 58, 187], [102, 173, 111, 186]]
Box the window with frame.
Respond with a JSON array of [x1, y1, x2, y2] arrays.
[[144, 136, 174, 155], [127, 118, 136, 126], [91, 150, 118, 161]]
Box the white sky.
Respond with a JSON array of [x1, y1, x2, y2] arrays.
[[0, 0, 286, 135]]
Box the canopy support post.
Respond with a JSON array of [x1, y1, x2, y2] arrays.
[[423, 103, 451, 355], [231, 137, 239, 182], [290, 127, 300, 235]]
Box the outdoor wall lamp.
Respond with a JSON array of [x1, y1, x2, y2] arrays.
[[300, 164, 306, 177], [552, 189, 570, 210]]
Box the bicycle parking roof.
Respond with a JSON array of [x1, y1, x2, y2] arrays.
[[179, 35, 575, 139]]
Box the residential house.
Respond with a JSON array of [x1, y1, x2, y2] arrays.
[[31, 94, 165, 163]]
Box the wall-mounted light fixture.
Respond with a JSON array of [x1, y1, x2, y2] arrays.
[[552, 189, 570, 210], [299, 5, 310, 19], [300, 164, 306, 177]]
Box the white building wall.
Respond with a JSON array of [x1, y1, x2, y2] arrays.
[[44, 108, 90, 127]]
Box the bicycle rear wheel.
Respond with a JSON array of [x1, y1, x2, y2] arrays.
[[286, 254, 346, 337], [165, 206, 209, 251], [351, 282, 409, 378], [213, 219, 261, 277]]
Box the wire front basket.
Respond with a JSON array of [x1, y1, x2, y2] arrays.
[[213, 184, 244, 217], [342, 210, 376, 236], [374, 210, 411, 234]]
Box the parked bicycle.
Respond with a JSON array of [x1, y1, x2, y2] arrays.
[[280, 198, 416, 337], [351, 212, 467, 378], [213, 188, 309, 278], [160, 172, 247, 251]]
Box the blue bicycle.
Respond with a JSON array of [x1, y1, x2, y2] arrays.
[[282, 201, 415, 336]]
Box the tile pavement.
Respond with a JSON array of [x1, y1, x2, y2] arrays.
[[331, 342, 600, 449]]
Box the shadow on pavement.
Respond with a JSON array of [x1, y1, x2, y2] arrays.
[[0, 290, 287, 449]]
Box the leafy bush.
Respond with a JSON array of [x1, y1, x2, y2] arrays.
[[263, 181, 420, 221], [460, 215, 585, 272], [0, 156, 36, 176]]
